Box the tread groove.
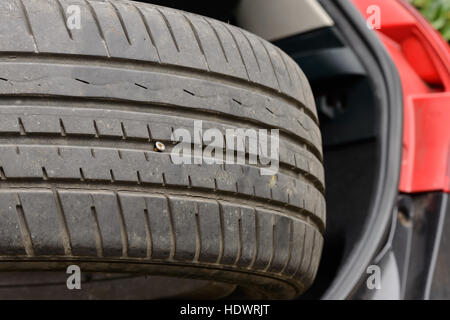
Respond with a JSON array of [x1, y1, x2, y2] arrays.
[[223, 24, 250, 81], [53, 187, 72, 256], [234, 209, 242, 266], [115, 191, 128, 257], [280, 220, 293, 274], [84, 0, 111, 57], [165, 196, 176, 260], [143, 204, 153, 258], [239, 29, 261, 72], [249, 209, 258, 269], [79, 168, 85, 181], [203, 17, 228, 63], [216, 201, 225, 264], [0, 167, 6, 180], [260, 39, 281, 91], [58, 118, 67, 136], [294, 67, 308, 110], [291, 224, 307, 279], [14, 194, 35, 256], [17, 118, 26, 136], [264, 215, 276, 272], [17, 0, 38, 53], [276, 48, 293, 86], [155, 8, 179, 52], [193, 202, 201, 262], [41, 166, 48, 180], [136, 170, 142, 184], [132, 4, 161, 62], [55, 0, 73, 40], [108, 0, 132, 46], [302, 231, 316, 282], [182, 14, 209, 71], [89, 202, 103, 257]]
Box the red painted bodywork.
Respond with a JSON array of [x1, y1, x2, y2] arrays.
[[352, 0, 450, 193]]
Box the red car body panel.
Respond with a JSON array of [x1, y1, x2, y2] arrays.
[[352, 0, 450, 193]]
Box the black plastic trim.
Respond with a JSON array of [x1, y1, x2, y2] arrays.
[[317, 0, 403, 299]]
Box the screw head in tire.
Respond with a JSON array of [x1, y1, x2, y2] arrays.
[[154, 141, 165, 152]]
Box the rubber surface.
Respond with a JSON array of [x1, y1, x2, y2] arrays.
[[0, 0, 325, 298]]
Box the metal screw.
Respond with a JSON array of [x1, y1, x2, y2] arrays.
[[154, 141, 165, 152]]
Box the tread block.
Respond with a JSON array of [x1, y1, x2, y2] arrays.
[[0, 192, 26, 255], [237, 206, 256, 268], [295, 224, 315, 280], [253, 209, 274, 270], [118, 192, 149, 258], [145, 195, 172, 259], [91, 192, 124, 257], [58, 190, 98, 257], [285, 220, 306, 277], [18, 190, 65, 255], [269, 215, 291, 273], [169, 197, 197, 261], [197, 200, 221, 263], [220, 203, 241, 265]]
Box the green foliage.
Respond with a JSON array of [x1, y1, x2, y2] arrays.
[[409, 0, 450, 40]]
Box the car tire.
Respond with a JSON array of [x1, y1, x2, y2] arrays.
[[0, 0, 325, 299]]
